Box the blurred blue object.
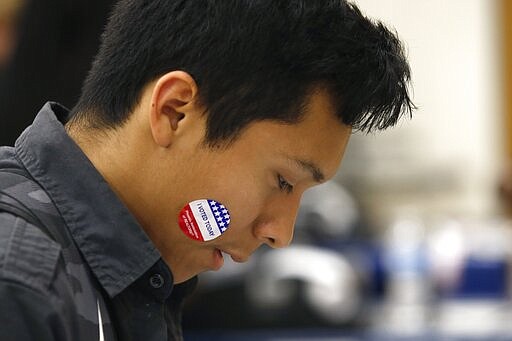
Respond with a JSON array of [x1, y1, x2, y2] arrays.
[[448, 256, 508, 299]]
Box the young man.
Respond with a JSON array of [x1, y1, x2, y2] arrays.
[[0, 0, 414, 340]]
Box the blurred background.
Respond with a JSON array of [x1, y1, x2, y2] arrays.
[[0, 0, 115, 146], [2, 0, 512, 340]]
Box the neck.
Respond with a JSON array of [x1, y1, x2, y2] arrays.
[[66, 116, 156, 230]]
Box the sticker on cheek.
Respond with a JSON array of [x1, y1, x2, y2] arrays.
[[178, 199, 231, 242]]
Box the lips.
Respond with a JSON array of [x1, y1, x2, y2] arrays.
[[212, 248, 224, 270], [218, 249, 248, 263], [229, 253, 248, 263]]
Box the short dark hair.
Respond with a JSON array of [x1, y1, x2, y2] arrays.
[[70, 0, 415, 146]]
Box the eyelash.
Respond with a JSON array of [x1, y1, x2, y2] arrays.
[[277, 174, 294, 194]]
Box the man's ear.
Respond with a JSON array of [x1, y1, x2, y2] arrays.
[[149, 71, 199, 147]]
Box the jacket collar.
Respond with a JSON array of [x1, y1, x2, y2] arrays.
[[15, 102, 164, 297]]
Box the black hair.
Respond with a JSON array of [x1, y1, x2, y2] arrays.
[[70, 0, 415, 146]]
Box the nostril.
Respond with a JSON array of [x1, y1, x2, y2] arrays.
[[268, 237, 276, 245]]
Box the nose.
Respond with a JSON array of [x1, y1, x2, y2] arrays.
[[254, 194, 301, 248]]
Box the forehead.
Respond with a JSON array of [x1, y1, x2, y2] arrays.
[[226, 87, 351, 181], [285, 88, 351, 179]]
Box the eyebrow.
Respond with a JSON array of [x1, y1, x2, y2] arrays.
[[291, 158, 325, 183]]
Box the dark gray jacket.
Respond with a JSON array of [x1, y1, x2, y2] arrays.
[[0, 102, 196, 341]]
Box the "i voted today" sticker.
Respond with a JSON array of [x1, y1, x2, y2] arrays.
[[178, 199, 231, 241]]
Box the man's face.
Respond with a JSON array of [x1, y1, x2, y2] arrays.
[[152, 89, 352, 283]]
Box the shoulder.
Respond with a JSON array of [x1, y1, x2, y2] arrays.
[[0, 212, 62, 293]]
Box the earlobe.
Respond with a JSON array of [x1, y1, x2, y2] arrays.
[[149, 71, 198, 147]]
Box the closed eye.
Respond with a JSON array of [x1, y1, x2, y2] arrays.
[[277, 174, 294, 194]]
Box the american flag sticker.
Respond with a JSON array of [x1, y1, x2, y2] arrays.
[[178, 199, 231, 241]]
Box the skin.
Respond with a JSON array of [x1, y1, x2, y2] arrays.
[[68, 71, 352, 284]]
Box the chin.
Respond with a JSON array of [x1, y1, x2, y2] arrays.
[[173, 272, 197, 284], [168, 247, 224, 283], [173, 262, 211, 284]]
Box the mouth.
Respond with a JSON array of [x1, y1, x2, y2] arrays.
[[212, 248, 224, 270], [229, 253, 248, 263], [212, 248, 250, 270], [219, 249, 248, 263]]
